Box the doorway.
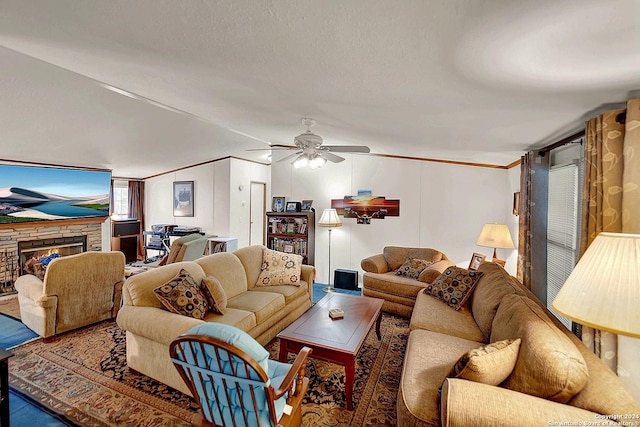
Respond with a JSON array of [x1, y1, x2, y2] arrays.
[[250, 182, 266, 245]]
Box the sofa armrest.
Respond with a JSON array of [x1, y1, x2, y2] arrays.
[[361, 254, 389, 274], [418, 259, 455, 284], [441, 378, 602, 427], [301, 265, 315, 293], [14, 274, 56, 307]]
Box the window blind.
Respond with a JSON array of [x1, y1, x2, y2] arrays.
[[546, 163, 578, 329]]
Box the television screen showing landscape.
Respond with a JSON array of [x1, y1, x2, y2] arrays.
[[0, 164, 111, 224]]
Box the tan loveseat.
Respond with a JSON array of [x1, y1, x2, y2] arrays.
[[361, 246, 455, 317], [116, 245, 315, 395], [399, 262, 640, 426], [15, 251, 126, 340]]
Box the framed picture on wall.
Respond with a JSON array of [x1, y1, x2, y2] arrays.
[[173, 181, 194, 217]]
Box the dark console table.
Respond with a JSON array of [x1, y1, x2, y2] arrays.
[[0, 348, 12, 427]]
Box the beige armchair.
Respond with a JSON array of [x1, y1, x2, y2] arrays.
[[15, 251, 125, 340], [165, 233, 209, 263]]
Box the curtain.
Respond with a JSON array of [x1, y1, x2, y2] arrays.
[[581, 98, 640, 398], [516, 151, 532, 289], [128, 181, 145, 260]]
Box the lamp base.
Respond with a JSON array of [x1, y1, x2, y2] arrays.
[[322, 285, 336, 293], [492, 258, 506, 267]]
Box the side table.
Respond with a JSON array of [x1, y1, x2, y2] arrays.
[[0, 348, 13, 427]]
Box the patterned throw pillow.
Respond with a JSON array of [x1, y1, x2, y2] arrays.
[[255, 248, 303, 287], [449, 338, 521, 385], [396, 257, 432, 279], [424, 266, 483, 310], [154, 269, 209, 319], [201, 275, 227, 315]]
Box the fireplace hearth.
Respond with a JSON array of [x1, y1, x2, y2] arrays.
[[18, 236, 87, 280]]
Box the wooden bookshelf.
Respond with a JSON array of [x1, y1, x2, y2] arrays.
[[266, 211, 315, 265]]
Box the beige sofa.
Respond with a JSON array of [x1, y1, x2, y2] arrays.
[[361, 246, 455, 317], [116, 245, 315, 395], [399, 261, 640, 426], [15, 251, 126, 340]]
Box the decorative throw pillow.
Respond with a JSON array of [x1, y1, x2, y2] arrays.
[[449, 338, 521, 385], [154, 269, 209, 319], [396, 257, 432, 279], [424, 266, 483, 310], [201, 275, 227, 315], [255, 248, 303, 287]]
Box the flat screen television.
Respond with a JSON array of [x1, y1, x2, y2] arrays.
[[0, 164, 111, 224]]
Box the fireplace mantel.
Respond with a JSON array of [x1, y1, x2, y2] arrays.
[[0, 216, 106, 230]]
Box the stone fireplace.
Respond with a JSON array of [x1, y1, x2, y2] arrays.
[[18, 235, 87, 279], [0, 218, 103, 292]]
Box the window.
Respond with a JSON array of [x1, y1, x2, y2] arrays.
[[545, 140, 583, 331], [112, 180, 129, 219]]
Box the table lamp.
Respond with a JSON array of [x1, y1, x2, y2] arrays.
[[318, 208, 342, 292], [476, 223, 515, 267], [552, 232, 640, 338]]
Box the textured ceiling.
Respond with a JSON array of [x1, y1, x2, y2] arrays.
[[0, 0, 639, 178]]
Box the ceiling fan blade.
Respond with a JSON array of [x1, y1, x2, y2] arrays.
[[320, 151, 345, 163], [277, 152, 302, 163], [246, 145, 297, 151], [324, 145, 370, 153]]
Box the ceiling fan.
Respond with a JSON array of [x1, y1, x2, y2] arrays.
[[254, 118, 371, 168]]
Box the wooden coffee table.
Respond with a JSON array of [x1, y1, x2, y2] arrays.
[[277, 292, 384, 410]]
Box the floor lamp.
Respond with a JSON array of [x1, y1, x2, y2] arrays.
[[318, 208, 342, 293]]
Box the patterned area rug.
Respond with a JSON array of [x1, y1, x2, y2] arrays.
[[8, 314, 409, 426]]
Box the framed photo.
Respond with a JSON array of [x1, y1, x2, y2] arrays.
[[286, 201, 301, 212], [468, 252, 486, 271], [272, 196, 286, 212], [301, 199, 313, 211], [173, 181, 194, 217]]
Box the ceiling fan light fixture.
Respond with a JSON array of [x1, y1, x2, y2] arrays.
[[293, 154, 309, 168], [309, 154, 326, 169]]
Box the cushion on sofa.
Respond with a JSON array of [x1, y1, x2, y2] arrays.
[[417, 259, 455, 284], [227, 290, 285, 324], [154, 269, 210, 319], [255, 248, 303, 287], [201, 275, 227, 314], [424, 266, 483, 310], [491, 294, 589, 403], [411, 291, 487, 342], [195, 252, 249, 299], [383, 246, 445, 271], [232, 245, 266, 290], [400, 329, 482, 427], [396, 257, 432, 279], [471, 262, 527, 340], [448, 338, 521, 385]]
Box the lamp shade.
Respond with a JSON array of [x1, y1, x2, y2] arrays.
[[318, 208, 342, 227], [476, 224, 515, 249], [552, 232, 640, 338]]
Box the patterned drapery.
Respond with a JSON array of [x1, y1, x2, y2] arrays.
[[581, 98, 640, 399], [128, 180, 145, 260]]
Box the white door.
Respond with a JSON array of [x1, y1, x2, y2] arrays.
[[250, 182, 266, 245]]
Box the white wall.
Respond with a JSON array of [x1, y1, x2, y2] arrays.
[[271, 153, 519, 285], [144, 158, 270, 247]]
